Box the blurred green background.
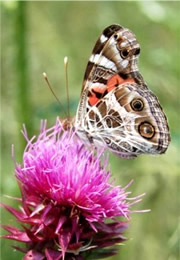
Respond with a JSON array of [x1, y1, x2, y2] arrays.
[[1, 1, 179, 260]]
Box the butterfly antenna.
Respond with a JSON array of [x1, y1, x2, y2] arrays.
[[42, 72, 67, 118], [64, 56, 70, 119]]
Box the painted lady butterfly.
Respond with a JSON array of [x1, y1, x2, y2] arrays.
[[74, 24, 170, 159]]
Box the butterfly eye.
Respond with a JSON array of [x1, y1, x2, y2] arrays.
[[131, 99, 144, 111], [120, 49, 129, 59], [139, 122, 155, 139], [114, 34, 118, 40]]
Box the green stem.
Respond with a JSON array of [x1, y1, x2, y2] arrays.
[[16, 1, 33, 150]]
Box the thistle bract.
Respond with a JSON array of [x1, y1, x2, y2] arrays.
[[1, 120, 146, 260]]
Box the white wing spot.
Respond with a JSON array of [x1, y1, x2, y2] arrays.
[[120, 42, 128, 48], [100, 34, 108, 43], [121, 59, 129, 68], [90, 54, 116, 70]]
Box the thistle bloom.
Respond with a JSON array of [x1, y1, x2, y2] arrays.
[[1, 120, 147, 260]]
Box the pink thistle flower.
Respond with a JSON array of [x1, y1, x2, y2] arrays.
[[1, 120, 148, 260]]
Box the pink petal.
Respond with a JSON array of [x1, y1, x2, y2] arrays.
[[23, 226, 44, 242], [58, 231, 72, 260], [55, 216, 66, 234], [24, 250, 44, 260], [1, 224, 30, 242], [45, 248, 62, 260], [0, 202, 25, 220]]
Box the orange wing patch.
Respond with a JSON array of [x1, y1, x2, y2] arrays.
[[88, 87, 106, 106], [88, 93, 100, 106], [107, 75, 135, 92], [88, 75, 135, 106]]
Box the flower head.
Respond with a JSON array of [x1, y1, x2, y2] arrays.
[[1, 120, 147, 260]]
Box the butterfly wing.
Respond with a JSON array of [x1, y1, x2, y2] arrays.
[[76, 24, 141, 125], [75, 24, 170, 158]]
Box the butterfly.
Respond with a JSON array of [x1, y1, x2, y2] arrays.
[[74, 24, 170, 159]]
